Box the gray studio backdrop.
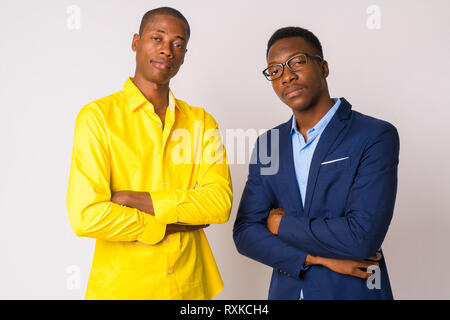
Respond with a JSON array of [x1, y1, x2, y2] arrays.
[[1, 0, 449, 299]]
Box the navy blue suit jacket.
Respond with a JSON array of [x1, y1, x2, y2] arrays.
[[233, 98, 399, 300]]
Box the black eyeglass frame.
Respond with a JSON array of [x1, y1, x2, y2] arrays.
[[262, 52, 323, 81]]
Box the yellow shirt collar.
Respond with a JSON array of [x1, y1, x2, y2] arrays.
[[123, 77, 183, 114]]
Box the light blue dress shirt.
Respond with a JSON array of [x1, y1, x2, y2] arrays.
[[291, 98, 341, 206], [291, 98, 341, 300]]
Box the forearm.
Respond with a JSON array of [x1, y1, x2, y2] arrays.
[[151, 183, 232, 225], [303, 253, 340, 267], [67, 199, 166, 244], [233, 221, 308, 278], [268, 211, 379, 260], [278, 215, 385, 260], [115, 185, 232, 226]]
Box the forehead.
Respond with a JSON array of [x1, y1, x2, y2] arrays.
[[142, 14, 188, 38], [267, 37, 314, 63]]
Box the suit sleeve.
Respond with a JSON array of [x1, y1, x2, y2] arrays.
[[278, 124, 400, 260], [233, 142, 309, 278], [150, 112, 232, 225], [66, 104, 166, 245]]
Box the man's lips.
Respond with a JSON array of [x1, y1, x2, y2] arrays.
[[284, 86, 305, 99], [151, 60, 172, 70]]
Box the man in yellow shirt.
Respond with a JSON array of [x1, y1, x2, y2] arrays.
[[66, 7, 232, 299]]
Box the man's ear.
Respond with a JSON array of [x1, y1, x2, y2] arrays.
[[321, 60, 330, 79], [131, 33, 140, 52]]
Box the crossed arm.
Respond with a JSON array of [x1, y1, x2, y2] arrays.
[[67, 106, 232, 245], [111, 191, 210, 239], [266, 208, 381, 279], [234, 124, 399, 279]]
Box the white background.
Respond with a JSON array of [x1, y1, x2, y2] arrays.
[[1, 0, 449, 299]]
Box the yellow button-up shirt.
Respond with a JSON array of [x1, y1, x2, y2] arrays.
[[67, 78, 232, 299]]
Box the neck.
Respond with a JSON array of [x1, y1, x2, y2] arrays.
[[132, 73, 170, 114], [293, 92, 334, 134]]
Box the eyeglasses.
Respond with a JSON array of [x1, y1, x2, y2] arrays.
[[262, 53, 323, 81]]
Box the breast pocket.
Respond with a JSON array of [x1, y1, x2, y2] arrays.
[[320, 156, 350, 171], [318, 155, 351, 186]]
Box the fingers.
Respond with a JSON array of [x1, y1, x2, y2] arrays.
[[170, 224, 209, 232], [165, 224, 209, 237], [358, 258, 379, 269], [366, 252, 383, 262], [354, 260, 380, 279], [184, 224, 209, 231], [270, 208, 285, 216], [353, 268, 372, 279], [167, 223, 209, 230]]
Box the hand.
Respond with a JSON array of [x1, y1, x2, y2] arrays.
[[165, 224, 210, 236], [136, 224, 209, 245], [308, 252, 382, 279], [266, 208, 285, 235], [112, 191, 154, 215]]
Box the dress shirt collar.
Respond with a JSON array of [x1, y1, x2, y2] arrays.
[[123, 77, 184, 114], [290, 98, 341, 138]]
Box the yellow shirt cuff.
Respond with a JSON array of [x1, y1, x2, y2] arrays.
[[150, 190, 182, 224], [136, 212, 167, 245]]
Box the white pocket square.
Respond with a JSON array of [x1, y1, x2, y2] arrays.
[[321, 157, 349, 165]]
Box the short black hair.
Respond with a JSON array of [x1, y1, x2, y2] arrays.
[[266, 26, 323, 58], [139, 7, 190, 39]]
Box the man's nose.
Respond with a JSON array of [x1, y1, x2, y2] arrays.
[[159, 42, 173, 58], [281, 67, 298, 85]]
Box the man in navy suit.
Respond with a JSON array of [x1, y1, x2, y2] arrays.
[[233, 27, 399, 300]]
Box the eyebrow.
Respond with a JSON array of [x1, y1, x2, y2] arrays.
[[267, 51, 305, 66], [154, 29, 186, 41]]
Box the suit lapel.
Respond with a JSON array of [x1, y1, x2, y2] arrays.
[[278, 117, 304, 216], [303, 98, 353, 216]]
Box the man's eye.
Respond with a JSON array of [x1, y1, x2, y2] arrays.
[[174, 43, 183, 49], [292, 60, 305, 66], [290, 57, 306, 66], [270, 69, 279, 76], [152, 37, 161, 41]]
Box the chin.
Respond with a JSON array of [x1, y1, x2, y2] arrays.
[[146, 73, 170, 85], [285, 97, 312, 112], [137, 67, 168, 84]]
